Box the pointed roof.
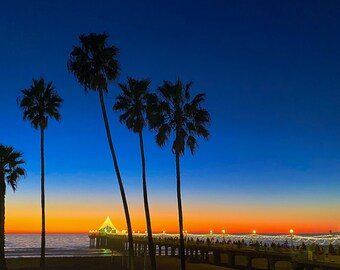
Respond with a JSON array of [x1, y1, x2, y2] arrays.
[[98, 216, 119, 233]]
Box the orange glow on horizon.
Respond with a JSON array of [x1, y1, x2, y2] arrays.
[[5, 216, 337, 235], [5, 193, 339, 234]]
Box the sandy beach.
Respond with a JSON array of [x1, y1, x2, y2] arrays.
[[6, 254, 340, 270], [6, 256, 230, 270]]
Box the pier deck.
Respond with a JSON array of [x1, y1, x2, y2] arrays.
[[89, 234, 340, 270]]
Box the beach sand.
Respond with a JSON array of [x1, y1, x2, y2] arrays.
[[7, 255, 339, 270], [6, 256, 231, 270]]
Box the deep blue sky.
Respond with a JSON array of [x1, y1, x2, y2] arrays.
[[1, 0, 340, 232]]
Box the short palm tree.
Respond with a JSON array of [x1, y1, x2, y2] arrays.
[[148, 79, 210, 270], [113, 77, 157, 270], [0, 145, 26, 270], [67, 33, 134, 269], [19, 78, 63, 270]]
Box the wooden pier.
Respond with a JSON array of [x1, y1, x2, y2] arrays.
[[89, 234, 340, 270]]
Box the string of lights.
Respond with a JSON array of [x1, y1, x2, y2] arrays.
[[90, 229, 340, 245]]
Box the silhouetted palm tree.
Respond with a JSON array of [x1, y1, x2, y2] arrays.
[[113, 77, 157, 270], [19, 78, 63, 270], [67, 33, 134, 270], [0, 145, 26, 270], [148, 79, 210, 270]]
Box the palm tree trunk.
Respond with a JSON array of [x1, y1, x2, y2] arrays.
[[138, 131, 156, 270], [40, 127, 46, 270], [176, 152, 186, 270], [98, 90, 134, 270], [0, 174, 7, 270]]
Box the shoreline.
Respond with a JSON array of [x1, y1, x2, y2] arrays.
[[5, 248, 115, 259]]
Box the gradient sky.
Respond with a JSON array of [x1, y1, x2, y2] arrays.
[[1, 0, 340, 234]]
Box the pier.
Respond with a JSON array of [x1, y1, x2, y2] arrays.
[[89, 233, 340, 270]]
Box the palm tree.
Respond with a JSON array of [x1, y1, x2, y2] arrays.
[[19, 78, 63, 270], [148, 79, 210, 270], [67, 33, 134, 269], [113, 77, 157, 270], [0, 145, 26, 270]]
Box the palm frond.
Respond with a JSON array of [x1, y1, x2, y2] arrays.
[[186, 135, 198, 155], [19, 78, 63, 130], [0, 144, 26, 193], [155, 123, 171, 147], [184, 81, 193, 100], [151, 79, 210, 156], [113, 77, 151, 133], [68, 33, 119, 93], [192, 93, 206, 105]]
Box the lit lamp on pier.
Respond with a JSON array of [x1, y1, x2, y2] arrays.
[[222, 229, 226, 240], [252, 230, 257, 244], [289, 229, 294, 254], [209, 230, 213, 235]]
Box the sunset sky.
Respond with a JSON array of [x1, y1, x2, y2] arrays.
[[1, 0, 340, 234]]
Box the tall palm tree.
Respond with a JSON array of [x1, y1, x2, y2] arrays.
[[0, 145, 26, 270], [19, 78, 63, 270], [148, 79, 210, 270], [113, 77, 157, 270], [67, 33, 134, 270]]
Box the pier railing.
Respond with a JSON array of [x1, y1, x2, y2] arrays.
[[89, 231, 340, 247], [89, 232, 340, 270]]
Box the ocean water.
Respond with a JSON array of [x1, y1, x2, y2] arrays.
[[5, 234, 113, 258]]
